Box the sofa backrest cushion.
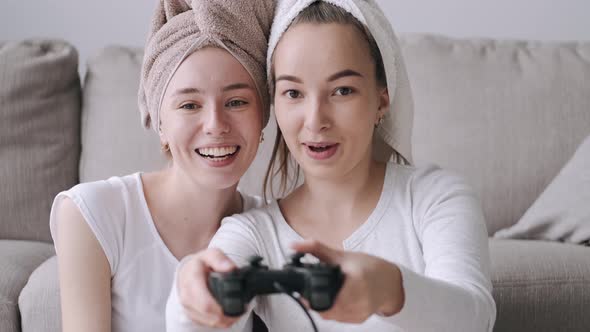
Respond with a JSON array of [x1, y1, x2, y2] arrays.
[[79, 46, 167, 183], [0, 40, 81, 242], [402, 35, 590, 234], [83, 35, 590, 235]]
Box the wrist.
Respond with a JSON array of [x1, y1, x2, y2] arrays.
[[377, 262, 405, 317]]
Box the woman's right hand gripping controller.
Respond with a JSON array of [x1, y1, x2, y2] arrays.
[[174, 248, 241, 329]]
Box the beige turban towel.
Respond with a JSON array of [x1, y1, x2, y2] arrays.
[[268, 0, 414, 164], [138, 0, 275, 132]]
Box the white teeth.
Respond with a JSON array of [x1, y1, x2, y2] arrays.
[[197, 146, 238, 157], [208, 155, 231, 162]]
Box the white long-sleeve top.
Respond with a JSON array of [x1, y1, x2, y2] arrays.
[[167, 163, 497, 331]]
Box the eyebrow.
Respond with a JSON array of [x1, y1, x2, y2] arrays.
[[222, 83, 255, 92], [171, 83, 254, 97], [275, 69, 364, 84], [327, 69, 364, 82], [275, 75, 303, 84], [171, 87, 200, 97]]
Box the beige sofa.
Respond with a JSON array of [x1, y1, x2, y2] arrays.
[[1, 34, 589, 331]]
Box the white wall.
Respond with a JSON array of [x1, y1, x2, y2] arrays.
[[378, 0, 590, 42], [0, 0, 157, 73], [1, 0, 589, 73]]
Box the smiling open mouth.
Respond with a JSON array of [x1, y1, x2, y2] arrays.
[[196, 146, 240, 161]]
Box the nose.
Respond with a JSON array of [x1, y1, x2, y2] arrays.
[[203, 103, 230, 136], [304, 98, 330, 133]]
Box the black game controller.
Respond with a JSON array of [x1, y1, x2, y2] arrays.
[[208, 253, 345, 317]]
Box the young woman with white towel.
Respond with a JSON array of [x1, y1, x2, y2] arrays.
[[167, 1, 497, 331], [50, 1, 274, 331]]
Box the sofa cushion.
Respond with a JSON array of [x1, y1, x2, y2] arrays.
[[494, 134, 590, 244], [490, 239, 590, 331], [402, 35, 590, 234], [19, 255, 61, 332], [0, 240, 55, 332], [83, 37, 590, 221], [79, 46, 166, 182], [0, 39, 81, 242]]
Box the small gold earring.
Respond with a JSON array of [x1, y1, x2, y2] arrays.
[[259, 132, 265, 143], [161, 143, 170, 152], [375, 116, 384, 128]]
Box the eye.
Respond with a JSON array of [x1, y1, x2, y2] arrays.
[[226, 99, 249, 108], [284, 89, 302, 99], [180, 103, 199, 110], [334, 87, 354, 96]]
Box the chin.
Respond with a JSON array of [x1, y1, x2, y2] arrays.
[[183, 165, 243, 190], [299, 162, 340, 179], [301, 156, 365, 181], [201, 173, 242, 190]]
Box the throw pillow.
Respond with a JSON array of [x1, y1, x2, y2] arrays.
[[494, 134, 590, 245]]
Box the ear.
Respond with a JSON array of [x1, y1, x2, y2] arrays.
[[377, 87, 390, 121], [158, 121, 167, 145]]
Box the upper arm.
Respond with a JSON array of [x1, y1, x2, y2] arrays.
[[411, 167, 492, 287], [382, 166, 496, 331], [410, 167, 496, 326], [208, 214, 263, 267], [55, 197, 112, 332]]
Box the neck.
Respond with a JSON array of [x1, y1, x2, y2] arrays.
[[159, 167, 242, 231], [297, 157, 386, 225]]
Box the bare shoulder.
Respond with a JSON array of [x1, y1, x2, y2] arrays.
[[55, 196, 112, 331], [54, 196, 109, 269], [55, 196, 93, 239], [55, 196, 84, 223]]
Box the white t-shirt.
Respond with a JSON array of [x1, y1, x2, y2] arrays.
[[166, 163, 497, 332], [50, 173, 263, 332]]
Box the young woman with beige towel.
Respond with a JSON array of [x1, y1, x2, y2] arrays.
[[49, 1, 274, 331], [167, 1, 497, 331]]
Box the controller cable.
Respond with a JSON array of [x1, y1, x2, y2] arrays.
[[273, 282, 319, 332]]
